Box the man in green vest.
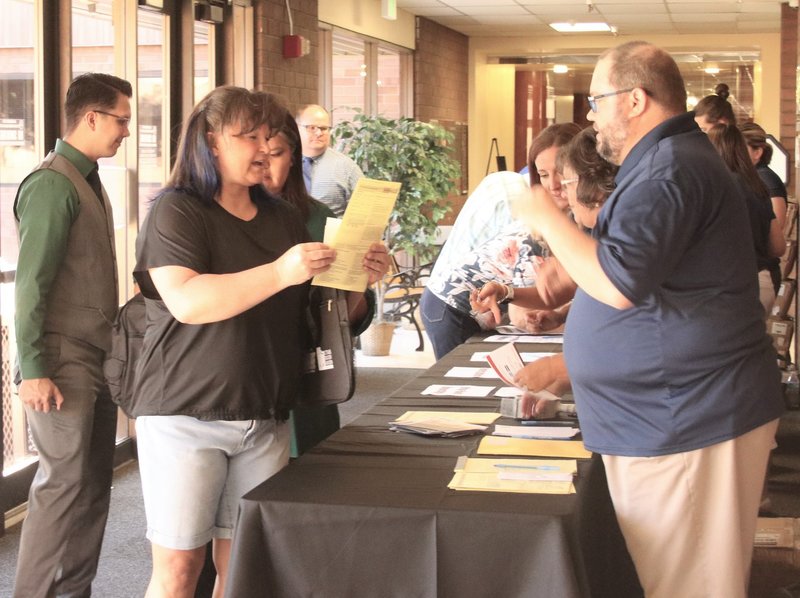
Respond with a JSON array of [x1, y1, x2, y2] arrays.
[[12, 72, 132, 598]]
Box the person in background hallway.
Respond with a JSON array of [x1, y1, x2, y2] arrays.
[[262, 97, 390, 455], [519, 41, 783, 597], [693, 82, 736, 131], [707, 123, 785, 315], [132, 87, 335, 598], [740, 121, 788, 292], [12, 72, 132, 598], [296, 104, 363, 217]]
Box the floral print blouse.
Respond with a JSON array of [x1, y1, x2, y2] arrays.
[[427, 220, 547, 327]]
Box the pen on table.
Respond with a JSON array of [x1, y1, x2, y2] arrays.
[[518, 420, 577, 427], [494, 464, 561, 471]]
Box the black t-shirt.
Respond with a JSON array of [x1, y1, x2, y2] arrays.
[[132, 189, 309, 421], [757, 164, 788, 201]]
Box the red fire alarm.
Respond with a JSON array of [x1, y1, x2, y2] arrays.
[[283, 35, 308, 59]]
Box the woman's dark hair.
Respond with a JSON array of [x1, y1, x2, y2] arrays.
[[164, 86, 285, 204], [556, 127, 618, 207], [263, 96, 317, 220], [65, 73, 132, 134], [527, 122, 583, 185], [707, 123, 769, 200], [739, 122, 773, 167], [695, 83, 736, 125]]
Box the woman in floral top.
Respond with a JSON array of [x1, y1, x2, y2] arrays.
[[421, 123, 581, 359]]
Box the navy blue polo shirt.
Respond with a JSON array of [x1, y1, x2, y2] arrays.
[[564, 112, 783, 457]]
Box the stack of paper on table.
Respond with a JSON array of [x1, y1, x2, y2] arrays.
[[478, 436, 592, 459], [393, 411, 501, 425], [389, 417, 487, 437], [448, 456, 577, 494], [493, 424, 580, 440]]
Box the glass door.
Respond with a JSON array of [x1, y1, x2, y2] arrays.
[[0, 0, 40, 509]]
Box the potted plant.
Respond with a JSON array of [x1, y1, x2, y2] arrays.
[[332, 112, 461, 355]]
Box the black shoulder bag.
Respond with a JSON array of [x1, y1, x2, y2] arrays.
[[299, 285, 356, 406]]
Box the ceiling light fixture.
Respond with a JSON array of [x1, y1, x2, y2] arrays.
[[553, 64, 569, 74], [549, 22, 612, 33], [704, 67, 720, 74]]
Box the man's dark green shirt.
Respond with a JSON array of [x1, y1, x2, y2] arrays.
[[15, 139, 96, 378]]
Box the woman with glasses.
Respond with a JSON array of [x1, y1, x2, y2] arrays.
[[707, 123, 785, 315], [420, 122, 581, 360], [471, 128, 618, 416], [260, 95, 390, 455]]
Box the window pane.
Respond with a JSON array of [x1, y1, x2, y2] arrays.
[[194, 21, 212, 103], [72, 0, 133, 440], [72, 0, 115, 76], [138, 8, 164, 224], [377, 46, 401, 119], [331, 32, 365, 125], [0, 0, 37, 474]]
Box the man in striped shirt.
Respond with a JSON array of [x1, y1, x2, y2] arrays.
[[296, 104, 363, 216]]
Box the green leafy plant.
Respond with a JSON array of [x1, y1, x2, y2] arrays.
[[332, 112, 461, 263], [332, 112, 461, 328]]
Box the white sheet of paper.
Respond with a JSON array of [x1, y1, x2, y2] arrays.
[[420, 384, 495, 397], [485, 342, 524, 386], [494, 386, 525, 397], [444, 367, 500, 379], [483, 334, 564, 344], [493, 424, 580, 440], [471, 351, 557, 363]]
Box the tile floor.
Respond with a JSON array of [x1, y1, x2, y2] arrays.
[[356, 324, 435, 369]]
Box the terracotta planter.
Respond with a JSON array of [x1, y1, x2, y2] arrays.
[[360, 321, 396, 356]]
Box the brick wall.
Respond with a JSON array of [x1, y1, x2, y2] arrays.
[[782, 3, 797, 195], [414, 17, 468, 123], [253, 0, 319, 110], [414, 17, 469, 223]]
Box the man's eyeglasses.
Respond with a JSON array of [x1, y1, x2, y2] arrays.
[[94, 110, 131, 127], [561, 178, 579, 187], [587, 88, 635, 113], [300, 124, 331, 134]]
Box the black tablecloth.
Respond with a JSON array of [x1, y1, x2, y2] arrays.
[[225, 339, 642, 598]]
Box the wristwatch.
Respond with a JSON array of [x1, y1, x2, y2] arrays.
[[499, 283, 515, 304]]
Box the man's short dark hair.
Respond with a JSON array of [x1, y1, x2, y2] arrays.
[[65, 73, 132, 134], [601, 41, 687, 115]]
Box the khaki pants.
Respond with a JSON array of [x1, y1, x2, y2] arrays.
[[13, 334, 118, 598], [603, 418, 779, 598]]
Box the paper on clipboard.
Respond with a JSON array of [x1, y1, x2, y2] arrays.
[[312, 178, 400, 292]]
